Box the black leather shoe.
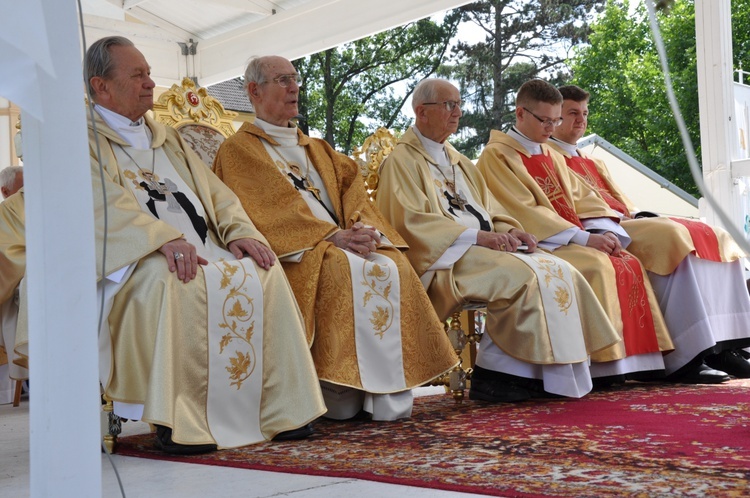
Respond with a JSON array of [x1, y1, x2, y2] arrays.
[[469, 374, 531, 403], [273, 423, 314, 441], [592, 374, 626, 389], [670, 363, 730, 384], [155, 425, 217, 455], [705, 350, 750, 378]]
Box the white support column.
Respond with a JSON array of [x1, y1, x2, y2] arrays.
[[23, 2, 101, 496], [695, 0, 739, 230]]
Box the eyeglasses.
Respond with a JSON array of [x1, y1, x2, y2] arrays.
[[422, 100, 463, 112], [522, 107, 563, 127], [268, 73, 302, 88]]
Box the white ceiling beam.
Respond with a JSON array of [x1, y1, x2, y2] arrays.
[[196, 0, 471, 86], [83, 14, 186, 87], [84, 13, 190, 43], [123, 0, 152, 8], [80, 0, 126, 19], [125, 7, 199, 40], [102, 0, 124, 8], [200, 0, 278, 15]]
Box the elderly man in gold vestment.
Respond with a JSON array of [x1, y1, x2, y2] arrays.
[[476, 79, 733, 385], [548, 84, 750, 380], [4, 37, 327, 454], [0, 166, 23, 199], [213, 56, 458, 420], [376, 78, 621, 401], [0, 189, 27, 404]]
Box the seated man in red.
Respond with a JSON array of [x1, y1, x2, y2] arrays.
[[548, 84, 750, 380], [478, 79, 680, 385]]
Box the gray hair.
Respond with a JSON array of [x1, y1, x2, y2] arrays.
[[243, 56, 269, 85], [412, 78, 444, 112], [85, 36, 135, 97], [0, 166, 22, 191]]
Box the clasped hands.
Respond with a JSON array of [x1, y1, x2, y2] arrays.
[[330, 221, 381, 256], [159, 237, 276, 283], [586, 231, 622, 257], [476, 228, 537, 253]]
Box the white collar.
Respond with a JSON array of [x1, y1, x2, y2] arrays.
[[412, 126, 450, 167], [94, 104, 151, 149], [508, 127, 543, 155], [255, 118, 298, 147], [549, 137, 580, 156]]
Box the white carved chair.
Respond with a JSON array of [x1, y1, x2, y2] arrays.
[[352, 127, 485, 403], [151, 77, 241, 165]]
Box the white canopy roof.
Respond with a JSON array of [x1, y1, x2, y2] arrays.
[[81, 0, 471, 87]]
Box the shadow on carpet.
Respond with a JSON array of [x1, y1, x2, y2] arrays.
[[116, 380, 750, 497]]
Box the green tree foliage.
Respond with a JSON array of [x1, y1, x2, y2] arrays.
[[570, 0, 750, 197], [569, 0, 699, 195], [444, 0, 605, 158], [294, 14, 460, 154], [733, 0, 750, 75]]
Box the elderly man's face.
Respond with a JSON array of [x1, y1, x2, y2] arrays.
[[414, 82, 462, 144], [94, 45, 155, 122], [1, 171, 23, 199], [249, 57, 300, 127], [553, 99, 589, 145]]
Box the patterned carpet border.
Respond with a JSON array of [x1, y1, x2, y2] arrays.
[[115, 380, 750, 497]]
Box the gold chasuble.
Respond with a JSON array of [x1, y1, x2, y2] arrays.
[[477, 131, 673, 362], [0, 192, 25, 307], [548, 143, 745, 276], [213, 123, 458, 392], [0, 191, 27, 374], [6, 112, 326, 449], [376, 129, 620, 366]]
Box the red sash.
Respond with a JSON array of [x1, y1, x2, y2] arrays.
[[520, 152, 583, 228], [520, 152, 661, 355], [611, 253, 661, 355], [566, 156, 630, 215], [668, 217, 722, 262]]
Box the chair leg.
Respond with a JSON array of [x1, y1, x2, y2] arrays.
[[12, 379, 23, 407], [446, 311, 469, 403], [102, 394, 122, 454]]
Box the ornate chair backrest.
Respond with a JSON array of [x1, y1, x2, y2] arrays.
[[351, 127, 400, 202], [152, 77, 240, 166]]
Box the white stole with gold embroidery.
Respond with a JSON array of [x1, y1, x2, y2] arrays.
[[116, 146, 266, 446], [343, 250, 406, 392], [204, 259, 264, 446], [505, 252, 587, 363]]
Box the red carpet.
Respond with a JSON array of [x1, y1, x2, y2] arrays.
[[116, 380, 750, 497]]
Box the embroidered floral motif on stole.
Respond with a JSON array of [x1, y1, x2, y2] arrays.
[[536, 256, 573, 314], [214, 260, 258, 389], [361, 262, 395, 339]]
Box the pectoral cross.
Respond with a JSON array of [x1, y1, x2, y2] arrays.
[[303, 179, 322, 202], [445, 190, 467, 211]]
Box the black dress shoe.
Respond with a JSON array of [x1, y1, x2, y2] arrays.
[[155, 425, 217, 455], [592, 374, 626, 389], [670, 363, 730, 384], [273, 423, 314, 441], [469, 367, 532, 403], [705, 350, 750, 378]]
